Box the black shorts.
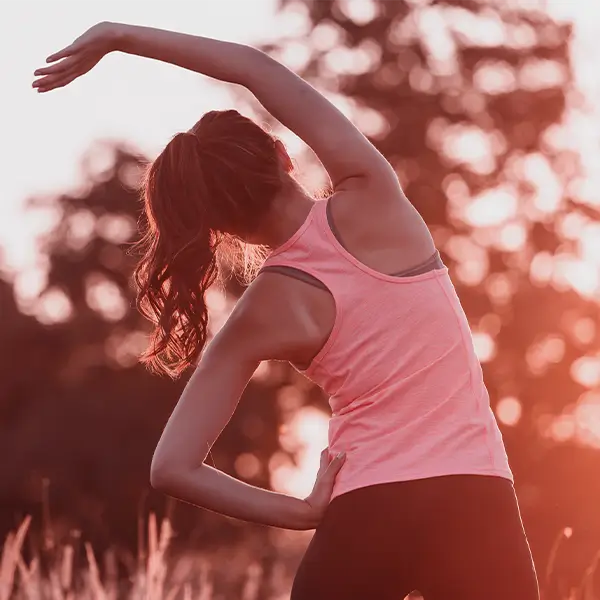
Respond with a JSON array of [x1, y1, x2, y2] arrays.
[[291, 475, 539, 600]]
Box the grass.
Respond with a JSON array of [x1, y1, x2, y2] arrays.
[[0, 513, 302, 600], [0, 516, 597, 599]]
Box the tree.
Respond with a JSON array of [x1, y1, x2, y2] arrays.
[[0, 142, 287, 569]]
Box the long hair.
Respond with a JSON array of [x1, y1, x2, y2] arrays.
[[132, 110, 285, 379]]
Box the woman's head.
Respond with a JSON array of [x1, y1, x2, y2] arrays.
[[132, 109, 293, 379]]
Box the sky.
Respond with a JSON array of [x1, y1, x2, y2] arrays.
[[3, 0, 600, 497], [0, 0, 309, 276], [2, 0, 599, 278]]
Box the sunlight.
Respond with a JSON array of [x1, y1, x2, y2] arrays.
[[323, 41, 381, 77], [464, 187, 518, 227], [523, 153, 563, 215], [96, 214, 136, 244], [529, 252, 554, 285], [234, 453, 262, 480], [573, 392, 600, 448], [1, 0, 281, 277], [85, 273, 128, 321], [497, 222, 527, 251], [206, 288, 234, 336], [485, 272, 514, 305], [338, 0, 379, 26], [415, 6, 458, 76], [35, 287, 73, 325], [496, 396, 522, 427], [428, 121, 506, 176], [570, 356, 600, 388], [579, 224, 600, 266], [545, 391, 600, 448], [443, 234, 489, 286], [66, 210, 96, 251], [571, 318, 596, 345], [526, 335, 566, 376], [519, 58, 567, 91], [271, 407, 329, 498], [554, 258, 600, 299], [474, 61, 517, 95], [547, 414, 576, 443], [105, 329, 148, 368], [472, 332, 496, 363]]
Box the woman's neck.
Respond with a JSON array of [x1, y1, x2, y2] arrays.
[[252, 186, 315, 250]]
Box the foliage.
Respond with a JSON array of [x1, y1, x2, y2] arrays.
[[1, 0, 599, 593]]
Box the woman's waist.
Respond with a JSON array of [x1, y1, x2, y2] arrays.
[[328, 378, 487, 426], [324, 354, 481, 415], [328, 414, 505, 458], [328, 449, 514, 501], [327, 405, 509, 474], [329, 469, 515, 505]]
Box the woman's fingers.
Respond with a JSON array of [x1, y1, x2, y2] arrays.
[[46, 44, 78, 63], [33, 73, 65, 90], [323, 452, 346, 481], [36, 72, 78, 93], [33, 55, 93, 92], [34, 63, 85, 92], [34, 55, 81, 77], [319, 449, 329, 470]]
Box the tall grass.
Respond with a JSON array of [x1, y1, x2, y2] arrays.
[[0, 514, 296, 600], [0, 516, 596, 599]]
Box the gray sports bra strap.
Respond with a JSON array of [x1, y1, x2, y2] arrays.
[[260, 200, 445, 287], [325, 198, 444, 276], [260, 265, 328, 290], [261, 251, 443, 289]]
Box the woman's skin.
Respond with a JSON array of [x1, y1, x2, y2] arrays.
[[33, 22, 436, 530]]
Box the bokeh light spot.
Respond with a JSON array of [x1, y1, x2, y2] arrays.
[[235, 453, 262, 480], [496, 396, 522, 426], [472, 332, 496, 363]]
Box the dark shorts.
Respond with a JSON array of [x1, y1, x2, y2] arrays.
[[291, 475, 539, 600]]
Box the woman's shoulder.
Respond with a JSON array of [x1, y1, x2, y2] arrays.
[[325, 178, 438, 276], [218, 270, 334, 364]]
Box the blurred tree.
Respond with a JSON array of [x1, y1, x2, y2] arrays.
[[0, 141, 287, 581], [258, 0, 600, 592]]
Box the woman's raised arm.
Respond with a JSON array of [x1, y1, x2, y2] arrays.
[[34, 22, 396, 190]]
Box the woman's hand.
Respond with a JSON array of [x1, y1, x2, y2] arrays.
[[302, 449, 346, 528], [32, 22, 124, 93]]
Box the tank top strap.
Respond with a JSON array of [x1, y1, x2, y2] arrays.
[[260, 199, 353, 295]]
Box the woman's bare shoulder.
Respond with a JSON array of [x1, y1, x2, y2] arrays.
[[214, 270, 334, 365]]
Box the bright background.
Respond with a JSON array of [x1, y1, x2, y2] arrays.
[[2, 2, 600, 597], [2, 0, 600, 276], [3, 0, 600, 501]]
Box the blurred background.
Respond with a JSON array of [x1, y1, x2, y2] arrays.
[[2, 0, 600, 598]]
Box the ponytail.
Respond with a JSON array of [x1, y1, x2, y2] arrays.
[[132, 111, 283, 379]]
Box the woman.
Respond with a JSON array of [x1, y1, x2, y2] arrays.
[[34, 22, 540, 599]]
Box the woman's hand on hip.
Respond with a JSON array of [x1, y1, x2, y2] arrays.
[[302, 449, 346, 528], [33, 21, 124, 93]]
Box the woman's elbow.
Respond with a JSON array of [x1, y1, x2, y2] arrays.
[[150, 456, 179, 492]]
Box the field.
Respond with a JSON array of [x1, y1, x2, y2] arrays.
[[1, 515, 596, 600]]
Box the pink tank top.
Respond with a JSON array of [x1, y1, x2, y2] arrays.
[[262, 199, 513, 500]]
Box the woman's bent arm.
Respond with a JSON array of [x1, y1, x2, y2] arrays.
[[150, 276, 345, 530], [150, 347, 316, 530]]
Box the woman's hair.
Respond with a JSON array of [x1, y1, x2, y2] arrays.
[[132, 110, 287, 379]]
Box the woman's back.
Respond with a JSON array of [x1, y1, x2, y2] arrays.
[[261, 196, 512, 499]]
